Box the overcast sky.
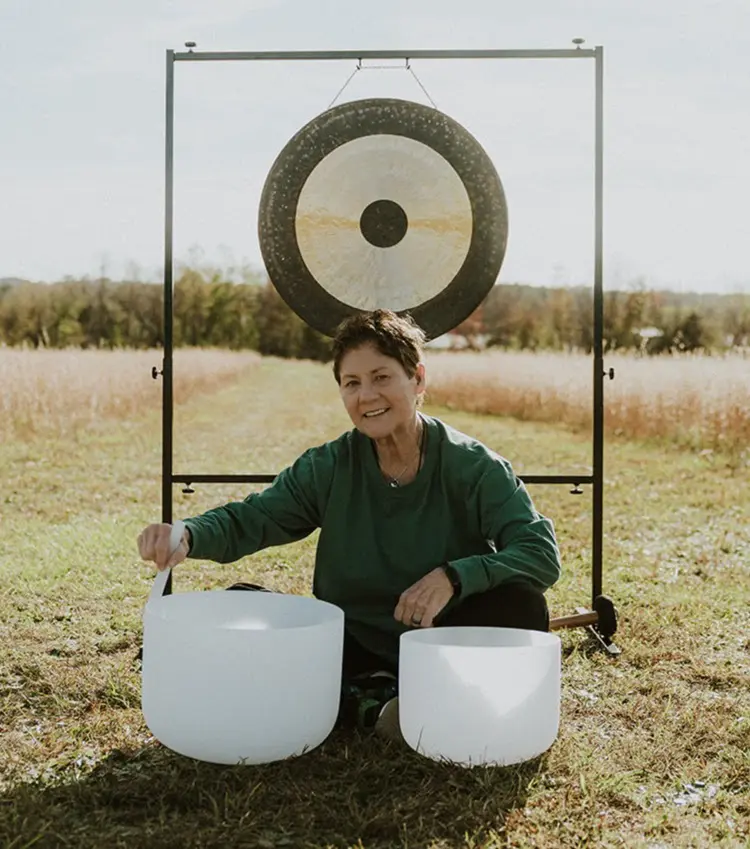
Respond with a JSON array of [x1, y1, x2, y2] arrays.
[[1, 0, 748, 294]]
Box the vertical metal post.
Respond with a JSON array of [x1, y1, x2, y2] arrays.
[[162, 50, 175, 593], [592, 46, 605, 604]]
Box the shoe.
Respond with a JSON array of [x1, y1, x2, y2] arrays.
[[374, 697, 405, 745], [339, 670, 398, 732]]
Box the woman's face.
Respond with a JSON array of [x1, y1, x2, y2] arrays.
[[338, 343, 425, 438]]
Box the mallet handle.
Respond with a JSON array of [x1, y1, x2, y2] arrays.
[[549, 609, 598, 631]]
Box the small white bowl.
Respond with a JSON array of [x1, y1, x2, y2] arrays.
[[399, 627, 561, 766]]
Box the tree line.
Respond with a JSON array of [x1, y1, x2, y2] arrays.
[[465, 283, 750, 354], [1, 269, 748, 357], [0, 270, 332, 361]]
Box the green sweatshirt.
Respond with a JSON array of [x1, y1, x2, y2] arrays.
[[184, 414, 561, 667]]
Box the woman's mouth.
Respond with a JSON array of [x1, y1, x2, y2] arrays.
[[363, 408, 389, 418]]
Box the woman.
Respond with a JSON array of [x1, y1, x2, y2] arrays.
[[138, 310, 561, 738]]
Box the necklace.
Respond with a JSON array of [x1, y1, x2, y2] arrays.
[[380, 418, 427, 488]]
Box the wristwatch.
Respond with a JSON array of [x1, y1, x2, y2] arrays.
[[444, 564, 462, 597]]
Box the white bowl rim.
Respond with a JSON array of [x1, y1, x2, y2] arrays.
[[400, 626, 561, 649], [144, 590, 344, 631]]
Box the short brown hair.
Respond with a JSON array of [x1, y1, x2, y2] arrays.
[[332, 310, 426, 384]]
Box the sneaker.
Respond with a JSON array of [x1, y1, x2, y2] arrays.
[[339, 670, 398, 731], [374, 696, 405, 745]]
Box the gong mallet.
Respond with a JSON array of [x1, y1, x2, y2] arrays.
[[549, 595, 620, 655]]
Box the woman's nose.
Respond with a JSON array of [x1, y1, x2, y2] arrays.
[[359, 382, 379, 401]]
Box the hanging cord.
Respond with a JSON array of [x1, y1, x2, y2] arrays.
[[327, 60, 362, 109], [326, 58, 439, 110], [406, 59, 439, 109]]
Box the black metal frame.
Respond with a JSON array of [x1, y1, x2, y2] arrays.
[[156, 45, 608, 615]]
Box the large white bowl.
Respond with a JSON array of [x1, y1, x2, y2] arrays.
[[399, 627, 561, 767], [142, 590, 344, 765]]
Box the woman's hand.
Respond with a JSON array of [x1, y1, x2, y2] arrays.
[[137, 523, 190, 571], [394, 567, 454, 628]]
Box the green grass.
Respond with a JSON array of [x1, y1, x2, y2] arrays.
[[1, 357, 749, 848]]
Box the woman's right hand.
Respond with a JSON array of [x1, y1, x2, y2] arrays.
[[137, 523, 190, 571]]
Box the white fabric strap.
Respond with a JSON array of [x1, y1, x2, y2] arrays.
[[147, 519, 186, 604]]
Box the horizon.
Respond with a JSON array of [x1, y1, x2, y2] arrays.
[[2, 269, 747, 301]]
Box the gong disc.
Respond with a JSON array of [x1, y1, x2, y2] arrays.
[[258, 98, 508, 340]]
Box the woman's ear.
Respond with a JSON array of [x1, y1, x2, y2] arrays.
[[415, 362, 426, 388]]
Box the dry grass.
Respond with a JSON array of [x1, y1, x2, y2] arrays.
[[0, 348, 260, 441], [426, 350, 750, 459], [1, 358, 748, 848], [1, 357, 749, 847], [4, 347, 748, 462]]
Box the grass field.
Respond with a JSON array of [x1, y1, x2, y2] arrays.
[[426, 350, 750, 462], [0, 348, 260, 441], [3, 347, 748, 461], [1, 353, 749, 848]]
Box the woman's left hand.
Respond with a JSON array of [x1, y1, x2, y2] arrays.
[[394, 567, 454, 628]]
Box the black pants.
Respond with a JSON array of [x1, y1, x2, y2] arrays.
[[342, 581, 549, 679]]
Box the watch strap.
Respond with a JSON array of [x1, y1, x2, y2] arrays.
[[444, 563, 462, 596]]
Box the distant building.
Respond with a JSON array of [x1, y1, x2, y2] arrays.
[[425, 334, 453, 350], [425, 333, 490, 351], [634, 326, 663, 340]]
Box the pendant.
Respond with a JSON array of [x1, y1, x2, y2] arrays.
[[389, 479, 399, 488]]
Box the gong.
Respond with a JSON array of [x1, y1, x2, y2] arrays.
[[258, 98, 508, 340]]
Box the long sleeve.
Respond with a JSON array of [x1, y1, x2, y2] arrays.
[[183, 445, 333, 564], [447, 463, 561, 598]]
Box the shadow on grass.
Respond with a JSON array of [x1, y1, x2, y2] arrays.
[[2, 730, 546, 849]]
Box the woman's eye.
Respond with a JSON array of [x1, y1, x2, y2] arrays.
[[375, 374, 388, 382]]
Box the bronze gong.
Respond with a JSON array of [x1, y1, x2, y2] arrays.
[[258, 97, 508, 340]]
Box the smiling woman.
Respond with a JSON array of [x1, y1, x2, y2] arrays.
[[137, 310, 562, 739], [334, 316, 427, 487]]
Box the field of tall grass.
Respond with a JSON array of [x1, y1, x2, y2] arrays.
[[426, 349, 750, 460], [1, 347, 748, 464], [0, 348, 259, 441], [2, 351, 749, 848]]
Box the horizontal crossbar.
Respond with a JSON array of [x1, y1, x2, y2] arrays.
[[173, 48, 597, 62], [172, 474, 594, 486]]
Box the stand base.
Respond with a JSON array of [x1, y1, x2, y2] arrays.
[[549, 595, 621, 655]]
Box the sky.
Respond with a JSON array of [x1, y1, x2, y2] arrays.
[[1, 0, 748, 295]]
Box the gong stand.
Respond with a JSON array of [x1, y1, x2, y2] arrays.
[[155, 44, 620, 655]]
